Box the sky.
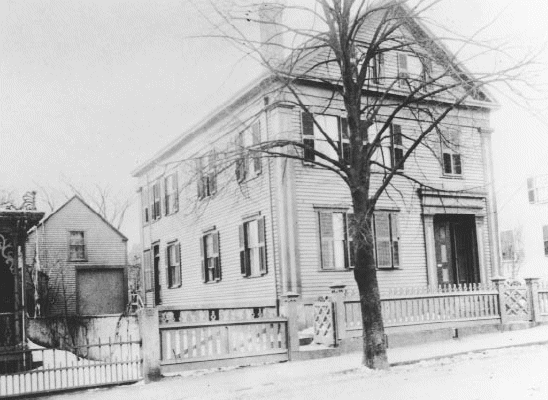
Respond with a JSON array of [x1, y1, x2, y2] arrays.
[[1, 0, 547, 246]]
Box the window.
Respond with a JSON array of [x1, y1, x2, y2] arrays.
[[543, 226, 548, 257], [397, 53, 409, 86], [301, 113, 349, 163], [398, 52, 430, 88], [373, 212, 400, 269], [151, 180, 162, 220], [164, 172, 179, 215], [500, 230, 515, 261], [390, 124, 404, 170], [370, 53, 385, 84], [197, 152, 217, 199], [141, 186, 150, 224], [441, 130, 462, 175], [143, 249, 152, 292], [528, 175, 548, 204], [235, 122, 262, 182], [200, 231, 221, 282], [318, 211, 354, 270], [166, 242, 181, 288], [239, 216, 267, 277], [68, 231, 86, 261]]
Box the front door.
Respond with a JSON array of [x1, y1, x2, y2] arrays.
[[434, 215, 480, 286]]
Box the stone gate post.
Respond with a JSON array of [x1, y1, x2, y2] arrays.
[[329, 282, 347, 344], [491, 277, 507, 326], [280, 292, 300, 360], [138, 308, 161, 382], [525, 277, 541, 324]]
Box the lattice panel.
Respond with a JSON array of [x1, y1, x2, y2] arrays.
[[504, 287, 529, 320], [313, 299, 335, 346]]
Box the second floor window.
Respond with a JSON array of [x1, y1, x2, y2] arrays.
[[200, 231, 221, 282], [441, 130, 462, 176], [166, 242, 181, 288], [235, 122, 262, 182], [197, 152, 217, 199], [69, 231, 86, 261], [301, 113, 349, 164], [142, 186, 150, 224], [151, 181, 162, 220], [164, 172, 179, 215], [543, 226, 548, 257], [239, 216, 267, 277]]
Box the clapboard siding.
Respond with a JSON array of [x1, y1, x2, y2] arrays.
[[138, 92, 279, 308], [26, 197, 128, 315]]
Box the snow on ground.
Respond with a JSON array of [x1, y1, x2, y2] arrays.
[[37, 344, 548, 400]]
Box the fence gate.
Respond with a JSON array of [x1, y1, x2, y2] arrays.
[[503, 283, 530, 322], [0, 338, 142, 398], [313, 297, 336, 346]]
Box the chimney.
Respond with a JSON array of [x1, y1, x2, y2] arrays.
[[258, 1, 285, 68]]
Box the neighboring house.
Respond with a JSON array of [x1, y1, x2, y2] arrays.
[[499, 174, 548, 280], [132, 5, 499, 320], [0, 193, 43, 369], [26, 196, 129, 316]]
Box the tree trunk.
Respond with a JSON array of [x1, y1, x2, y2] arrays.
[[352, 201, 389, 369]]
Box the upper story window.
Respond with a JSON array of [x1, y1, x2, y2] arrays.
[[316, 210, 400, 270], [197, 152, 217, 199], [164, 172, 179, 215], [368, 53, 385, 85], [166, 242, 181, 288], [200, 230, 221, 283], [151, 180, 162, 220], [397, 52, 431, 89], [142, 186, 150, 225], [441, 130, 462, 176], [528, 175, 548, 204], [68, 231, 86, 261], [235, 122, 262, 182], [301, 113, 349, 164], [500, 230, 514, 261], [239, 216, 267, 277]]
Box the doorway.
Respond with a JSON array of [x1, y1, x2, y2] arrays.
[[434, 214, 480, 285]]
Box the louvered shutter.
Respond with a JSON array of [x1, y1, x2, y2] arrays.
[[528, 178, 536, 203], [200, 236, 207, 283], [196, 158, 204, 199], [368, 122, 390, 169], [209, 152, 217, 195], [391, 213, 400, 267], [543, 226, 548, 256], [175, 243, 181, 286], [239, 224, 250, 277], [391, 124, 404, 170], [340, 117, 350, 163], [213, 231, 221, 281], [258, 216, 267, 274], [165, 246, 170, 287], [302, 112, 315, 161], [173, 171, 179, 212], [252, 122, 262, 174], [374, 212, 392, 268], [346, 213, 355, 269], [319, 212, 334, 269], [164, 176, 169, 216]]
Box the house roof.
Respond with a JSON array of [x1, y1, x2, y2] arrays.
[[132, 1, 496, 178], [28, 195, 128, 241]]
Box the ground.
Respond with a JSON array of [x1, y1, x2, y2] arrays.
[[38, 343, 548, 400]]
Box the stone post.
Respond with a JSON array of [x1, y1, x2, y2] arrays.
[[491, 277, 507, 325], [525, 277, 541, 324], [329, 282, 347, 344], [280, 292, 300, 360], [139, 308, 161, 382]]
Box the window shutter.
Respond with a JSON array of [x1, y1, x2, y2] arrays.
[[318, 212, 334, 269], [252, 122, 262, 174], [208, 152, 217, 195], [390, 124, 404, 170], [443, 153, 452, 174], [175, 243, 181, 286], [235, 132, 246, 182], [196, 158, 204, 199], [543, 226, 548, 256], [346, 213, 355, 269], [340, 117, 350, 163], [258, 216, 267, 274], [239, 224, 249, 277], [213, 231, 221, 281], [374, 53, 384, 83], [200, 236, 207, 283], [302, 112, 315, 161], [391, 213, 400, 267], [164, 176, 169, 216], [173, 172, 179, 212], [165, 246, 170, 287], [374, 212, 392, 268]]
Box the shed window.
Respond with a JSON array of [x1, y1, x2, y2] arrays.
[[68, 231, 86, 261]]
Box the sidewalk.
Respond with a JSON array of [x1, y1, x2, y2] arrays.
[[38, 324, 548, 400]]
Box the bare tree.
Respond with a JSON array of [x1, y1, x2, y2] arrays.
[[174, 0, 534, 369]]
